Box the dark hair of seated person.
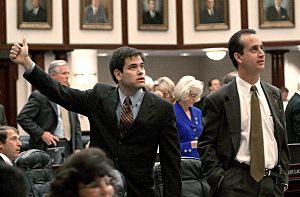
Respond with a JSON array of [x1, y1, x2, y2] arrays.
[[48, 147, 117, 197], [0, 163, 29, 197]]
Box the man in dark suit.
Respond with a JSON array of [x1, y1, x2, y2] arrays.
[[198, 29, 290, 196], [10, 39, 182, 197], [23, 0, 47, 22], [17, 60, 82, 158], [84, 0, 108, 23], [0, 126, 22, 165], [285, 79, 300, 143], [143, 0, 163, 24], [266, 0, 289, 21], [200, 0, 224, 24], [0, 104, 7, 126]]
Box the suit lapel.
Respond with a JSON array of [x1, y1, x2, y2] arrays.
[[125, 91, 155, 137], [102, 89, 119, 133], [224, 81, 242, 155], [261, 82, 284, 151]]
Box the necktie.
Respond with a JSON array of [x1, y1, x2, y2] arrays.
[[60, 106, 71, 141], [119, 97, 133, 137], [249, 85, 265, 182]]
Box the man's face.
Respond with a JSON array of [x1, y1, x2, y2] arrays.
[[92, 0, 101, 7], [114, 55, 146, 95], [148, 0, 156, 11], [31, 0, 40, 8], [274, 0, 283, 7], [206, 0, 215, 9], [209, 79, 221, 92], [51, 65, 70, 87], [236, 34, 265, 74], [0, 129, 21, 161], [79, 176, 115, 197]]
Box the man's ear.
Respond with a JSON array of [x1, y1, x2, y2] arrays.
[[234, 52, 242, 65], [114, 69, 122, 82]]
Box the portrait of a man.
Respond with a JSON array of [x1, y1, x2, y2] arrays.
[[23, 0, 47, 22], [200, 0, 224, 24], [143, 0, 163, 24], [265, 0, 289, 21], [84, 0, 108, 24]]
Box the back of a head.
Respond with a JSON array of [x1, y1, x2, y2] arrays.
[[223, 71, 238, 85], [0, 164, 29, 197]]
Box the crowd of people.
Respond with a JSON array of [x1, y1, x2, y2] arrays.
[[1, 28, 296, 196]]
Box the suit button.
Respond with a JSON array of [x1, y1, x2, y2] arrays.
[[118, 141, 122, 145], [115, 157, 119, 162]]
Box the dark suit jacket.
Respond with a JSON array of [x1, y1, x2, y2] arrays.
[[200, 9, 224, 24], [266, 6, 289, 21], [0, 104, 7, 125], [17, 90, 82, 152], [23, 66, 181, 197], [85, 5, 108, 23], [23, 7, 47, 22], [285, 93, 300, 143], [198, 80, 290, 195], [143, 11, 163, 24]]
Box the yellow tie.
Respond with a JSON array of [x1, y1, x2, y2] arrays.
[[250, 85, 265, 182], [60, 106, 71, 141]]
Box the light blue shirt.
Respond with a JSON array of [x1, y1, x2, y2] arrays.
[[116, 88, 145, 126]]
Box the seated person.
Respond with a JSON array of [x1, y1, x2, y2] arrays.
[[0, 163, 29, 196], [173, 76, 204, 158], [48, 148, 116, 197], [0, 126, 22, 165]]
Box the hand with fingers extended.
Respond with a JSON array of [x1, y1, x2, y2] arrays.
[[41, 131, 59, 146], [9, 38, 33, 69]]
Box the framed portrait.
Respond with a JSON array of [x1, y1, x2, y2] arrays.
[[138, 0, 168, 31], [194, 0, 229, 31], [259, 0, 295, 28], [17, 0, 52, 29], [80, 0, 113, 30]]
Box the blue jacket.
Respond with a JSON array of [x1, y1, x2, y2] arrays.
[[174, 102, 203, 158]]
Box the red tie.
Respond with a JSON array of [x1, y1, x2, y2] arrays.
[[119, 97, 133, 137]]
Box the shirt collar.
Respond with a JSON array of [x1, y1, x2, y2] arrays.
[[0, 153, 13, 166], [118, 88, 144, 106], [236, 75, 262, 95]]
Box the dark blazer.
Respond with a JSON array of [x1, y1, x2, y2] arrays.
[[200, 9, 224, 24], [23, 7, 47, 22], [266, 6, 289, 21], [198, 80, 290, 195], [285, 93, 300, 143], [24, 66, 181, 197], [17, 90, 82, 152], [143, 11, 163, 24], [0, 104, 7, 126], [85, 5, 108, 23]]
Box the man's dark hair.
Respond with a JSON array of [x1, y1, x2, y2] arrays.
[[228, 29, 256, 69], [0, 126, 19, 144], [49, 148, 116, 197], [109, 46, 145, 84], [0, 164, 29, 197], [208, 78, 220, 88]]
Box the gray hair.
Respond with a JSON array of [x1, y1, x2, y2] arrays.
[[173, 76, 204, 102], [48, 60, 68, 75]]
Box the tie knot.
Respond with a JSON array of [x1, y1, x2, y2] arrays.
[[124, 97, 132, 105], [250, 85, 257, 92]]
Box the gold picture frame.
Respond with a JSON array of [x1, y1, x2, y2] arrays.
[[194, 0, 229, 31], [138, 0, 168, 31], [80, 0, 113, 30], [259, 0, 295, 28], [17, 0, 52, 29]]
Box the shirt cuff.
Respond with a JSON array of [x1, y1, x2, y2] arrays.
[[25, 62, 35, 74]]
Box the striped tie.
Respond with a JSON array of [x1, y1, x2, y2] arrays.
[[119, 97, 133, 137]]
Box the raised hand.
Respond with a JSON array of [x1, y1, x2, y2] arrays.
[[9, 38, 33, 69]]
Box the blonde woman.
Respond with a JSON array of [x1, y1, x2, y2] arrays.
[[173, 76, 204, 158]]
